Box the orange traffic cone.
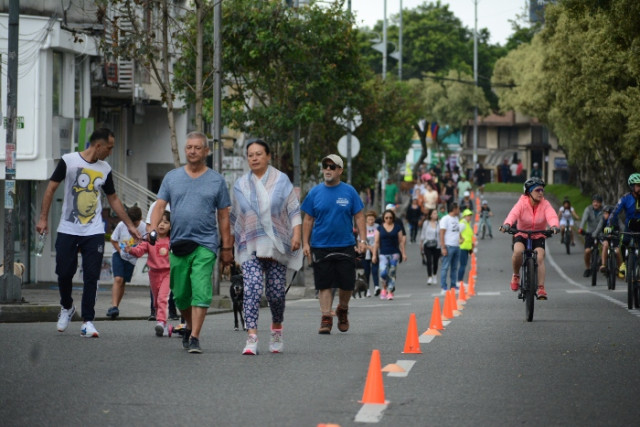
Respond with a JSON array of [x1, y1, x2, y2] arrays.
[[424, 297, 443, 335], [360, 350, 387, 404], [459, 282, 467, 302], [450, 289, 461, 316], [474, 222, 478, 234], [468, 274, 476, 296], [442, 290, 454, 320], [402, 313, 422, 354]]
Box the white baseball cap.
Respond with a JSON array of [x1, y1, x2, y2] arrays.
[[321, 154, 344, 168]]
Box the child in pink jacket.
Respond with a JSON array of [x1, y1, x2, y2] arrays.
[[500, 178, 559, 299], [127, 210, 171, 336]]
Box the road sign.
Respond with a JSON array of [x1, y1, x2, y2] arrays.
[[338, 134, 360, 158]]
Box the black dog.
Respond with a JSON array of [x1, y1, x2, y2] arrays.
[[352, 272, 368, 298], [229, 267, 246, 331]]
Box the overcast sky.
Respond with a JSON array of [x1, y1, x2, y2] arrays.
[[349, 0, 529, 46]]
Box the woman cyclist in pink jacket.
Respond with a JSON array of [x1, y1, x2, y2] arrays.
[[500, 177, 559, 299]]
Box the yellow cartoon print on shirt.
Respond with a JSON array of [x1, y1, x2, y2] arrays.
[[69, 167, 105, 224]]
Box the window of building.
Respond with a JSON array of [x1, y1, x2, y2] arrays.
[[498, 126, 518, 149]]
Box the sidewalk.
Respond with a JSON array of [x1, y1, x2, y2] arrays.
[[0, 266, 316, 323]]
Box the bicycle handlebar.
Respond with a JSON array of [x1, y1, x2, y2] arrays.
[[503, 228, 555, 238]]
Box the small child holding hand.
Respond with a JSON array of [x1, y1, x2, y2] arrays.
[[127, 210, 172, 336]]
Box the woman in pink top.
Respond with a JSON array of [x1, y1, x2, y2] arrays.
[[499, 178, 559, 299], [127, 210, 171, 336]]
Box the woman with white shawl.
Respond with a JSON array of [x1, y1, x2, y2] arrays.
[[230, 139, 303, 355]]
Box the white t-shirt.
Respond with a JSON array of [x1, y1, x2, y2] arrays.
[[145, 200, 171, 224], [55, 152, 113, 236], [111, 221, 147, 265], [439, 214, 461, 247]]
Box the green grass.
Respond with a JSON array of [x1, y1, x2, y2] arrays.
[[484, 182, 591, 215]]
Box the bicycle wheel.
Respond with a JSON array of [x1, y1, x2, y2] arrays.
[[627, 250, 635, 309], [481, 222, 486, 239], [607, 248, 617, 290], [634, 254, 640, 309], [590, 246, 599, 287], [524, 257, 536, 322], [564, 230, 571, 254]]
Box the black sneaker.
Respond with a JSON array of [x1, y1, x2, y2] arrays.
[[583, 269, 591, 277], [182, 328, 192, 349], [188, 336, 202, 354], [147, 310, 156, 321], [106, 306, 119, 319]]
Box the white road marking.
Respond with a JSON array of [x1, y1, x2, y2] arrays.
[[355, 403, 389, 423], [387, 360, 416, 377]]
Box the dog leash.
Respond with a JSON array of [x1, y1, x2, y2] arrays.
[[284, 270, 298, 295]]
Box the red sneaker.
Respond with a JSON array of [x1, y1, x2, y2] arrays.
[[510, 274, 520, 292], [537, 284, 548, 300]]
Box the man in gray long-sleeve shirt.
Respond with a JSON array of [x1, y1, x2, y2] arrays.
[[579, 194, 603, 277]]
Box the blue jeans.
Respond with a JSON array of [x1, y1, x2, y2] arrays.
[[440, 245, 460, 290], [457, 249, 471, 282], [362, 259, 379, 292]]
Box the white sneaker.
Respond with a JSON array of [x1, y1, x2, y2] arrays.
[[56, 306, 76, 332], [269, 329, 283, 353], [81, 321, 99, 338], [366, 290, 372, 297], [243, 334, 258, 355], [427, 276, 433, 285], [155, 322, 165, 337]]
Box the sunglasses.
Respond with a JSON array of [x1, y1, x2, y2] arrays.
[[322, 163, 338, 170], [533, 188, 544, 193], [384, 216, 393, 219]]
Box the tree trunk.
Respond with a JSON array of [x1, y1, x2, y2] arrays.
[[161, 0, 180, 167], [195, 0, 204, 132]]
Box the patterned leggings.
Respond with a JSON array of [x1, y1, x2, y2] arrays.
[[242, 256, 288, 330]]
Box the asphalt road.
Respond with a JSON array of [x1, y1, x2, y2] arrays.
[[1, 193, 639, 426]]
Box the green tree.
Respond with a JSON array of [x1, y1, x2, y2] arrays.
[[492, 0, 640, 200]]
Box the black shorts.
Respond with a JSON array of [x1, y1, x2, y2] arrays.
[[584, 234, 596, 248], [311, 246, 356, 291], [512, 236, 546, 250]]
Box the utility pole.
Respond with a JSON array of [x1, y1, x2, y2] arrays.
[[472, 0, 479, 166], [211, 0, 222, 296], [1, 0, 22, 303], [398, 0, 402, 80]]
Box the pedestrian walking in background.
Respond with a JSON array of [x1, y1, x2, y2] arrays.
[[149, 131, 234, 354], [363, 210, 380, 297], [439, 202, 461, 292], [302, 154, 366, 334], [405, 198, 422, 243], [36, 128, 142, 338], [372, 209, 407, 300], [106, 205, 147, 319], [478, 200, 494, 238], [420, 209, 441, 286], [457, 209, 474, 287], [230, 139, 303, 355], [127, 210, 172, 336], [385, 178, 399, 206]]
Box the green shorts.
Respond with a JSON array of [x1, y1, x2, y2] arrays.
[[170, 246, 216, 310]]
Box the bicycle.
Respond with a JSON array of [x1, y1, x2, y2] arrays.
[[601, 231, 619, 291], [620, 231, 640, 310], [479, 211, 491, 239], [503, 227, 555, 322], [587, 233, 601, 287], [562, 226, 572, 254]]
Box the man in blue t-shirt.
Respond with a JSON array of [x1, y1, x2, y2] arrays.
[[302, 154, 366, 335], [150, 131, 233, 354]]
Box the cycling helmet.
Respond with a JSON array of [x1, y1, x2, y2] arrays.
[[592, 194, 603, 203], [523, 177, 545, 194], [628, 173, 640, 187], [603, 205, 614, 213]]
